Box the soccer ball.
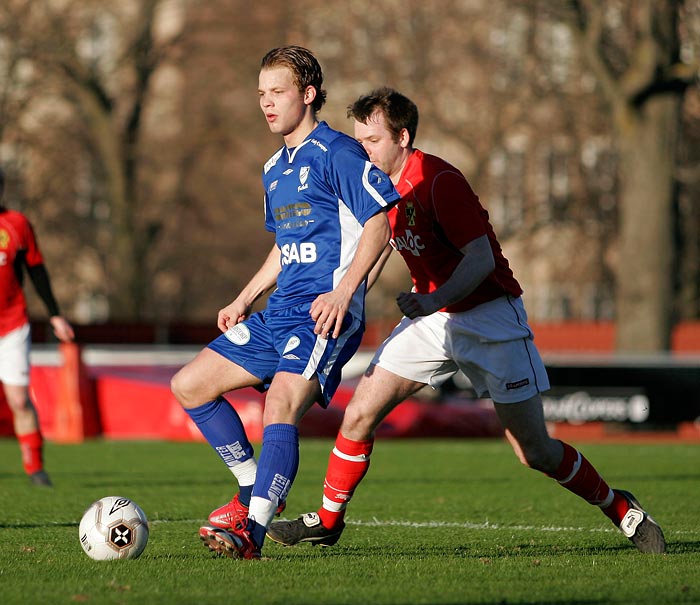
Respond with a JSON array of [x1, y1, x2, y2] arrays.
[[79, 496, 149, 561]]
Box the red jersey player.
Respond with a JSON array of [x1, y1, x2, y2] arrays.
[[267, 87, 666, 554], [0, 167, 74, 486]]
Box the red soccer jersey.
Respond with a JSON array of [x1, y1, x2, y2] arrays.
[[389, 149, 522, 312], [0, 209, 45, 336]]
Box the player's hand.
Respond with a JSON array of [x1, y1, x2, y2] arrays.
[[396, 291, 441, 319], [217, 299, 250, 332], [50, 316, 74, 343], [310, 288, 350, 339]]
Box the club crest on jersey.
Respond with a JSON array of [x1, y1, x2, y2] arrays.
[[0, 229, 9, 249], [225, 324, 251, 346], [405, 201, 416, 226], [298, 166, 310, 192]]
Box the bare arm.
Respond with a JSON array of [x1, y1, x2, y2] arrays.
[[217, 244, 281, 332], [366, 244, 393, 292], [310, 211, 391, 339], [396, 233, 495, 319]]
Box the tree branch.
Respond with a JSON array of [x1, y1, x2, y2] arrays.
[[567, 0, 622, 107]]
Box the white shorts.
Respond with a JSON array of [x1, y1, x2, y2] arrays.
[[371, 296, 550, 403], [0, 323, 31, 386]]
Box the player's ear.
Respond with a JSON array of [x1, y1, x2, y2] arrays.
[[399, 128, 411, 149], [303, 85, 317, 106]]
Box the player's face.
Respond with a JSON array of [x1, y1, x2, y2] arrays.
[[258, 67, 308, 140], [354, 112, 408, 184]]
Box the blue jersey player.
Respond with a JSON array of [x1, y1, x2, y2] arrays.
[[170, 46, 400, 560]]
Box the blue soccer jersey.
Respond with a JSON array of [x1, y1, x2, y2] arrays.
[[262, 121, 399, 319]]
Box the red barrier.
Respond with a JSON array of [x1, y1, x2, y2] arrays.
[[53, 343, 101, 442], [0, 355, 503, 442]]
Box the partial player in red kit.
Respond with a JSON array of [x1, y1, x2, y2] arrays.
[[0, 167, 74, 486], [267, 87, 666, 554]]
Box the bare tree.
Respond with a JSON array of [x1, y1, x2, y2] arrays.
[[1, 0, 185, 319], [562, 0, 697, 351], [1, 0, 698, 343]]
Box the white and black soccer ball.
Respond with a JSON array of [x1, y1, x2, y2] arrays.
[[79, 496, 149, 561]]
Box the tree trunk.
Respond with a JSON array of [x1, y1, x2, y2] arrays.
[[614, 94, 680, 352]]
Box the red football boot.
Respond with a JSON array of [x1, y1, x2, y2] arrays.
[[208, 493, 286, 530], [199, 521, 261, 560]]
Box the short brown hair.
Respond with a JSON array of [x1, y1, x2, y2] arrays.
[[261, 46, 327, 113], [347, 87, 419, 145]]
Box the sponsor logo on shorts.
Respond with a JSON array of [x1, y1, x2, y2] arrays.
[[506, 378, 530, 390], [283, 336, 300, 355], [225, 324, 250, 346]]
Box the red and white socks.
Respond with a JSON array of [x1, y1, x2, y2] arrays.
[[549, 441, 630, 525], [317, 433, 373, 531]]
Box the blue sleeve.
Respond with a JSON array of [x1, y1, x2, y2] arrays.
[[264, 192, 275, 233], [327, 140, 399, 225]]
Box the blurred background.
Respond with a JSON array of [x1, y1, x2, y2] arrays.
[[1, 0, 699, 354]]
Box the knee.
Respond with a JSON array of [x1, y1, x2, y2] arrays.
[[4, 389, 30, 414], [170, 369, 199, 409], [340, 404, 376, 441], [517, 439, 561, 474]]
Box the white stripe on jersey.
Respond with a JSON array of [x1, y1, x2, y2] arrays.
[[286, 139, 313, 163], [263, 148, 284, 174], [362, 161, 391, 207], [334, 200, 365, 320]]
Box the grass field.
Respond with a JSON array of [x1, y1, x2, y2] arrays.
[[1, 437, 699, 604]]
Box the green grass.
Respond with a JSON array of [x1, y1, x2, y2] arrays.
[[1, 438, 698, 604]]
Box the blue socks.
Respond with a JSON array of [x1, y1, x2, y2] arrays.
[[186, 402, 299, 550], [249, 423, 299, 546], [184, 397, 254, 471], [253, 423, 300, 504]]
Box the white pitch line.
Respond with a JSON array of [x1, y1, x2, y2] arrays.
[[152, 517, 698, 536]]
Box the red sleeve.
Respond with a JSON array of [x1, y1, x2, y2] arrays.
[[431, 171, 486, 250]]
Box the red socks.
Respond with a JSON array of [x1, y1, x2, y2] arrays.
[[317, 433, 373, 530], [550, 441, 629, 525], [317, 437, 631, 530], [18, 431, 44, 475]]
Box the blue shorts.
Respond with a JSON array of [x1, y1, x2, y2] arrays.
[[208, 303, 364, 407]]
